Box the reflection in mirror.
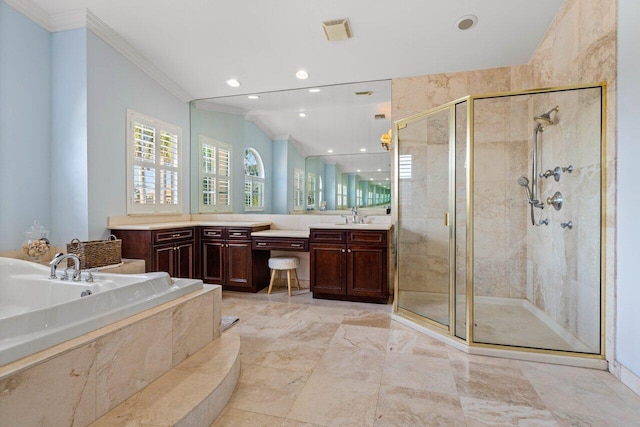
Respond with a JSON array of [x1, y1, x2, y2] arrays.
[[305, 153, 391, 212], [190, 80, 391, 214]]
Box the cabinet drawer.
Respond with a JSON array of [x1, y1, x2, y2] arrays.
[[227, 228, 252, 240], [201, 227, 225, 240], [153, 228, 194, 244], [252, 238, 309, 251], [348, 230, 387, 246], [309, 229, 347, 243]]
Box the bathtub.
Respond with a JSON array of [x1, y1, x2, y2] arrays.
[[0, 257, 203, 366]]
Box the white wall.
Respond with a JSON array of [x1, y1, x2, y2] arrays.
[[616, 0, 640, 378], [51, 28, 89, 244], [0, 1, 52, 250], [86, 30, 190, 239]]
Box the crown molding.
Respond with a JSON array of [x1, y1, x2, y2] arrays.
[[273, 134, 292, 141], [86, 10, 194, 103], [4, 1, 194, 103], [193, 100, 248, 115], [4, 0, 50, 30], [245, 115, 275, 140], [49, 8, 87, 32]]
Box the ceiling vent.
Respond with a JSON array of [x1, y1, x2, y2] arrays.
[[374, 114, 386, 120], [322, 18, 353, 41]]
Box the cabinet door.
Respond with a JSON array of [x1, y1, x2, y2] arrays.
[[154, 245, 175, 276], [174, 242, 194, 278], [202, 241, 225, 284], [226, 242, 252, 288], [310, 243, 347, 295], [347, 245, 387, 298]]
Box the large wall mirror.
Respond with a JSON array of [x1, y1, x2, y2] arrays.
[[190, 80, 391, 214]]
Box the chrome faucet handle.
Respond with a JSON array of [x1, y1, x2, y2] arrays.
[[538, 218, 549, 226], [60, 268, 70, 281], [560, 221, 573, 230], [360, 216, 368, 224], [562, 165, 573, 173], [83, 271, 94, 282], [340, 214, 350, 224]]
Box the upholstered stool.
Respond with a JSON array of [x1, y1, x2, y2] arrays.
[[268, 256, 301, 296]]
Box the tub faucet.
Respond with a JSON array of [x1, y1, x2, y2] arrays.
[[49, 253, 81, 281]]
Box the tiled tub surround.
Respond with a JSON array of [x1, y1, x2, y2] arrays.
[[0, 284, 222, 426], [0, 257, 202, 366]]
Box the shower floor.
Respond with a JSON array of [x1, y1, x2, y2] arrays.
[[397, 290, 593, 353]]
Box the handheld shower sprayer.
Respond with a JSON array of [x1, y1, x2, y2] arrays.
[[518, 176, 532, 201], [518, 176, 540, 226]]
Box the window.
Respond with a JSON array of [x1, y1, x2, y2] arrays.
[[293, 168, 305, 211], [127, 110, 182, 214], [307, 173, 316, 208], [244, 148, 264, 211], [199, 135, 232, 212]]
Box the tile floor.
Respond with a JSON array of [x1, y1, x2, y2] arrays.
[[212, 288, 640, 426]]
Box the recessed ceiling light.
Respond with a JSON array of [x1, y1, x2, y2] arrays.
[[328, 149, 334, 153], [377, 168, 382, 172], [296, 70, 309, 80], [226, 78, 241, 87], [357, 169, 361, 172], [386, 178, 389, 181], [360, 148, 366, 152], [456, 15, 478, 31], [370, 178, 374, 181], [299, 112, 307, 118], [309, 88, 321, 93], [247, 95, 260, 99]]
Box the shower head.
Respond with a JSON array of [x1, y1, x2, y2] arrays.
[[518, 176, 532, 201], [534, 105, 559, 129]]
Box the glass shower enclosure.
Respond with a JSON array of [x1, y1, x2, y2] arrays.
[[394, 84, 606, 358]]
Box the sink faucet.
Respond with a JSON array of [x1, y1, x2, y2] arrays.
[[351, 206, 359, 223], [49, 253, 81, 281]]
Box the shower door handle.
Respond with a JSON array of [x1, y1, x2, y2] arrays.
[[444, 213, 449, 227]]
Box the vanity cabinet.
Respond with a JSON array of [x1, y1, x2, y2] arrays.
[[112, 227, 195, 278], [310, 228, 389, 303], [200, 225, 270, 292]]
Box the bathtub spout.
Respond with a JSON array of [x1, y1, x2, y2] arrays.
[[49, 253, 81, 281]]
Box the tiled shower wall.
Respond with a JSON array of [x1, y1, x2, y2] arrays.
[[393, 0, 615, 355]]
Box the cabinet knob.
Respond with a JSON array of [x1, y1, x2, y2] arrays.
[[172, 234, 180, 238], [341, 249, 346, 253], [348, 249, 352, 253]]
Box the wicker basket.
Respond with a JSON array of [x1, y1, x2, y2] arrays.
[[66, 235, 122, 269]]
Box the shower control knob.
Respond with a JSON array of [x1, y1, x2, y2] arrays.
[[546, 191, 563, 211]]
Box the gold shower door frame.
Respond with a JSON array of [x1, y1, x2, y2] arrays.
[[393, 83, 607, 360]]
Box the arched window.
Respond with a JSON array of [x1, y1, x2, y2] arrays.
[[244, 148, 264, 210]]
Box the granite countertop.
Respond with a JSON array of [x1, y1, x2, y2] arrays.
[[251, 229, 310, 238], [109, 221, 271, 230], [309, 223, 393, 231]]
